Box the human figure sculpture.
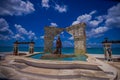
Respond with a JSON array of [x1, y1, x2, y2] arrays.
[[56, 36, 62, 54], [53, 36, 62, 54]]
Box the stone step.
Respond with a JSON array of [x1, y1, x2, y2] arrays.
[[19, 66, 110, 80], [14, 59, 102, 70], [9, 61, 112, 79], [1, 66, 109, 80]]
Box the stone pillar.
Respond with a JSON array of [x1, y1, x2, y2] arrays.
[[66, 23, 86, 55], [13, 43, 18, 55], [44, 36, 54, 53], [44, 27, 64, 53], [29, 43, 34, 54]]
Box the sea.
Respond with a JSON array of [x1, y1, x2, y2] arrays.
[[0, 47, 120, 55]]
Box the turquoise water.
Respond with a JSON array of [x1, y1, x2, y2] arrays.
[[30, 53, 87, 61], [0, 47, 120, 55], [30, 53, 43, 59]]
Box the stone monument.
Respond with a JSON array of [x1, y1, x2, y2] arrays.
[[44, 23, 86, 55]]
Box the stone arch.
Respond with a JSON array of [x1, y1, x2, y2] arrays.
[[44, 23, 86, 54]]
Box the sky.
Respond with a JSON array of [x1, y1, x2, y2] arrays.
[[0, 0, 120, 47]]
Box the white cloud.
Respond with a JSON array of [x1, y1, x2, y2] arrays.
[[71, 3, 120, 39], [50, 22, 58, 27], [41, 0, 67, 13], [92, 26, 108, 34], [107, 3, 120, 18], [77, 14, 92, 22], [89, 16, 104, 27], [14, 24, 37, 40], [40, 36, 44, 39], [72, 13, 92, 25], [72, 10, 102, 26], [0, 0, 35, 16], [54, 4, 67, 13], [89, 20, 103, 27], [72, 21, 80, 25], [0, 34, 10, 40], [105, 3, 120, 28], [28, 31, 37, 40], [87, 3, 120, 38], [71, 10, 106, 38], [62, 41, 74, 47], [0, 18, 13, 40], [61, 32, 64, 34], [69, 36, 74, 40], [87, 26, 109, 38], [13, 34, 25, 40], [41, 0, 50, 8], [15, 24, 28, 35], [89, 10, 96, 15]]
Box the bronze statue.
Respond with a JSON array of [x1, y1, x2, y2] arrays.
[[53, 36, 62, 54], [56, 36, 62, 54]]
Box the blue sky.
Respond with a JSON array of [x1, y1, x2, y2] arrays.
[[0, 0, 120, 47]]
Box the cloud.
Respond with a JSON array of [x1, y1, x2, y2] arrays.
[[62, 41, 74, 47], [50, 22, 58, 27], [72, 10, 103, 27], [40, 36, 44, 39], [69, 36, 74, 40], [0, 18, 13, 40], [15, 24, 28, 35], [89, 20, 101, 27], [61, 32, 64, 34], [28, 31, 37, 40], [89, 16, 103, 27], [92, 26, 108, 34], [87, 26, 109, 38], [41, 0, 67, 13], [86, 3, 120, 38], [54, 4, 67, 13], [0, 34, 10, 40], [105, 3, 120, 28], [89, 10, 96, 15], [13, 34, 25, 40], [41, 0, 50, 8], [0, 0, 35, 16], [72, 11, 96, 25], [71, 10, 107, 38], [14, 24, 37, 40]]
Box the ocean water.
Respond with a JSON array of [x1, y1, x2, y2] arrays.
[[0, 47, 120, 55]]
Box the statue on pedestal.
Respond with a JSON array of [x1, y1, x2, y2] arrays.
[[53, 36, 62, 54]]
